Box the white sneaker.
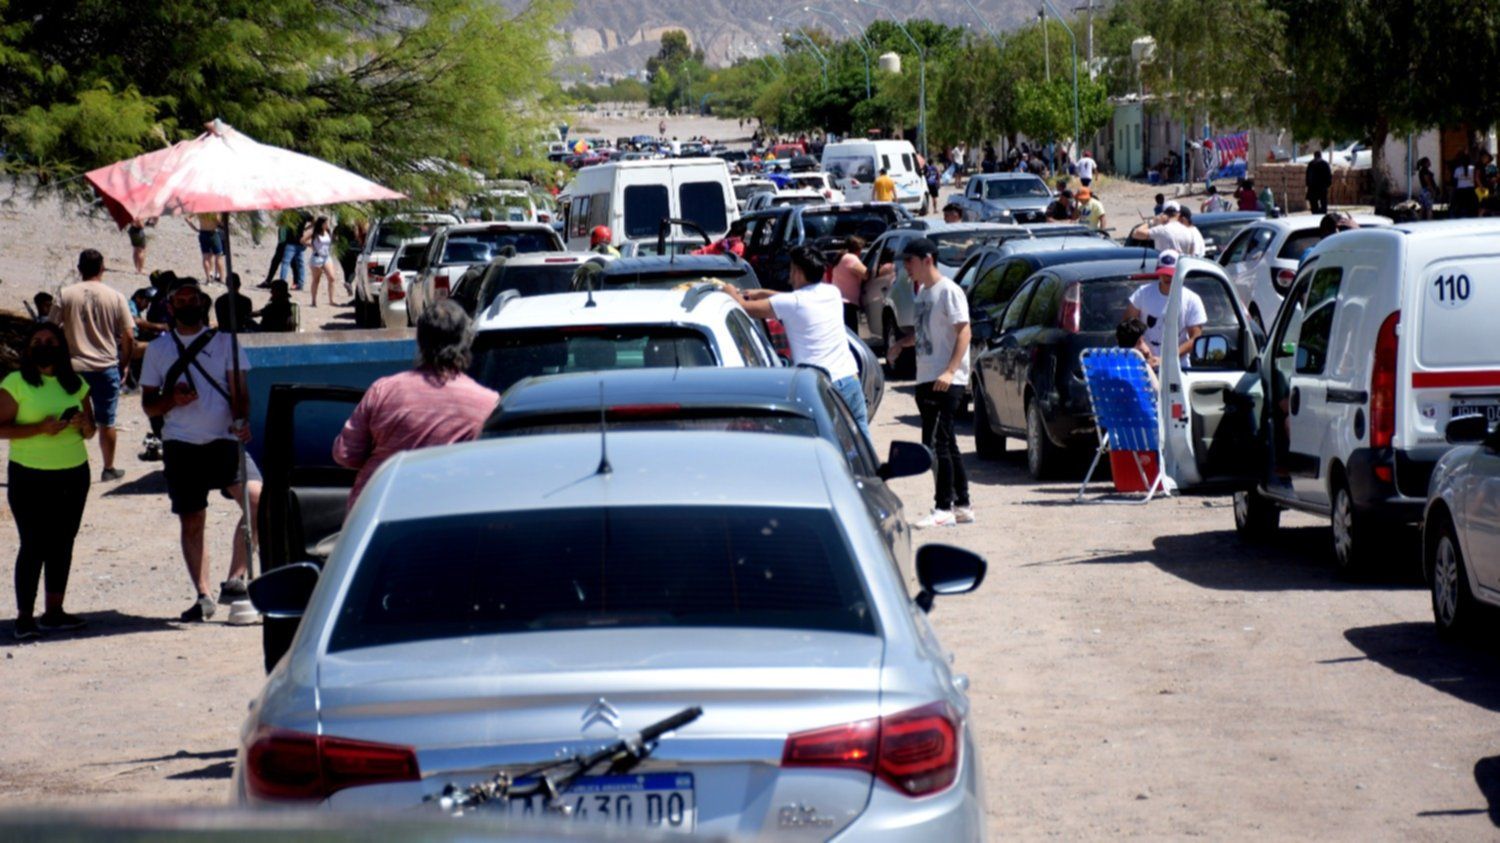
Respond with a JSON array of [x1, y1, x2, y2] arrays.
[[914, 509, 956, 529], [954, 506, 976, 524]]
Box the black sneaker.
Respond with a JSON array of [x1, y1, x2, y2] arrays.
[[179, 594, 217, 623], [37, 611, 87, 632], [100, 467, 126, 482], [140, 436, 164, 462], [13, 618, 40, 641], [218, 577, 249, 605]]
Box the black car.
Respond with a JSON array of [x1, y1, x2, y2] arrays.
[[741, 202, 912, 290], [569, 254, 761, 294], [969, 258, 1244, 479], [451, 253, 604, 315], [959, 245, 1158, 326]]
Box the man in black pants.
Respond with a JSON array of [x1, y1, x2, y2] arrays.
[[891, 238, 973, 528], [1306, 149, 1333, 214]]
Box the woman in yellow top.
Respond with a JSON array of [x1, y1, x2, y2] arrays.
[[0, 323, 97, 640]]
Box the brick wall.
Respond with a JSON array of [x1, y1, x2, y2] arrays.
[[1250, 163, 1373, 211]]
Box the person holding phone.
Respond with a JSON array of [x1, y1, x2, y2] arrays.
[[0, 323, 97, 640]]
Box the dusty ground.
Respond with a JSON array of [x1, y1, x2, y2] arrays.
[[1, 118, 1490, 838]]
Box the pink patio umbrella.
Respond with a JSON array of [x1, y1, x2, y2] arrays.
[[85, 120, 406, 599]]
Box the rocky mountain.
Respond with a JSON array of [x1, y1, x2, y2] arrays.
[[553, 0, 1087, 77]]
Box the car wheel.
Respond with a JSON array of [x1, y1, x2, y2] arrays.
[[972, 382, 1005, 459], [1429, 517, 1478, 638], [1330, 477, 1377, 575], [1233, 488, 1281, 540], [1025, 399, 1059, 480]]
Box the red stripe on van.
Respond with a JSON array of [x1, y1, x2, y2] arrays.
[[1412, 371, 1500, 389]]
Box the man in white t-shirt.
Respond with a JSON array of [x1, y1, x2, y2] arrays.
[[140, 277, 254, 622], [1077, 150, 1097, 186], [1128, 201, 1202, 256], [1123, 250, 1207, 369], [726, 246, 869, 442], [890, 238, 972, 529]]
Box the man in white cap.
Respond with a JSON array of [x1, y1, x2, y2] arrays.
[[1123, 249, 1206, 369], [1128, 201, 1200, 256]]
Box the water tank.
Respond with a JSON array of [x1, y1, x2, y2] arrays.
[[878, 52, 902, 74], [1130, 36, 1157, 64]]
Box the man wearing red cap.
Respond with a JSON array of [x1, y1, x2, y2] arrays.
[[1123, 249, 1206, 370]]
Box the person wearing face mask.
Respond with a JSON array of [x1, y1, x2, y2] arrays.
[[0, 323, 97, 640], [140, 278, 253, 623]]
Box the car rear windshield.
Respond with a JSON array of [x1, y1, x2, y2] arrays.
[[492, 264, 579, 298], [469, 326, 717, 394], [800, 210, 898, 241], [929, 231, 1017, 268], [1080, 274, 1241, 332], [735, 183, 774, 202], [442, 231, 557, 263], [326, 505, 874, 652], [985, 179, 1050, 199], [394, 246, 428, 272], [376, 222, 446, 250], [601, 267, 758, 290], [490, 414, 819, 438]]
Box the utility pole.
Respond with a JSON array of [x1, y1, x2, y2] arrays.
[[1040, 10, 1050, 82]]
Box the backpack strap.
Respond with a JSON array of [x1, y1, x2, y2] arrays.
[[164, 330, 232, 403]]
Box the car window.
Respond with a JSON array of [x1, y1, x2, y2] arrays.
[[375, 221, 446, 250], [726, 310, 768, 366], [954, 254, 984, 290], [929, 232, 1013, 268], [443, 231, 558, 263], [494, 416, 819, 437], [984, 178, 1050, 199], [481, 263, 578, 307], [1294, 267, 1343, 375], [394, 245, 427, 272], [1279, 229, 1325, 261], [974, 260, 1035, 311], [826, 383, 878, 472], [1241, 227, 1276, 263], [624, 184, 671, 239], [1022, 275, 1062, 327], [745, 216, 779, 252], [1075, 274, 1241, 335], [1001, 279, 1037, 331], [570, 195, 592, 239], [1218, 228, 1253, 264], [469, 326, 717, 394], [800, 209, 897, 241], [327, 505, 875, 652], [678, 181, 728, 236], [818, 383, 873, 476]]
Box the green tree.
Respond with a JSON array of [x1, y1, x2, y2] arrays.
[[646, 29, 708, 112], [0, 0, 568, 199]]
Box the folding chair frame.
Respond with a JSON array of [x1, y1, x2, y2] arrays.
[[1074, 347, 1170, 505]]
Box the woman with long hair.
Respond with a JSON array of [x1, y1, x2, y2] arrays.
[[303, 216, 338, 307], [0, 322, 97, 639]]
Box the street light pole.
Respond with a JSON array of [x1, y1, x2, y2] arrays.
[[1040, 0, 1080, 164], [854, 0, 927, 158], [957, 0, 1002, 49], [805, 5, 871, 101], [769, 13, 830, 90]]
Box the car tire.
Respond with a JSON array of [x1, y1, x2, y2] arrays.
[[1233, 488, 1281, 540], [972, 382, 1005, 460], [1025, 399, 1060, 480], [1330, 476, 1378, 575], [1429, 516, 1479, 638]]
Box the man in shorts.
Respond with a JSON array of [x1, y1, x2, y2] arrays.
[[187, 213, 226, 284], [54, 249, 133, 481], [141, 278, 253, 622]]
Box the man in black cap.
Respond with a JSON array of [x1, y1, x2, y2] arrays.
[[890, 237, 973, 529]]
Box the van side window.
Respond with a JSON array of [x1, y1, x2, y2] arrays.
[[587, 193, 610, 232], [1022, 276, 1063, 327], [571, 195, 592, 239], [1294, 267, 1344, 375], [678, 181, 728, 236], [623, 185, 670, 239], [1001, 279, 1038, 331], [902, 153, 915, 172], [881, 154, 891, 172]]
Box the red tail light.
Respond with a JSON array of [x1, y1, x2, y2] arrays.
[[1274, 268, 1296, 292], [367, 260, 384, 275], [764, 318, 792, 360], [1058, 282, 1081, 333], [824, 189, 833, 198], [434, 274, 451, 298], [246, 727, 419, 802], [385, 272, 405, 302], [783, 702, 960, 797], [1370, 310, 1400, 450]]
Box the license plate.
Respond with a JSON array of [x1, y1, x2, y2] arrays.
[[1452, 398, 1500, 424], [496, 773, 695, 832]]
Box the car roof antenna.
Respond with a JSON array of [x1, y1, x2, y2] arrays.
[[594, 382, 612, 475]]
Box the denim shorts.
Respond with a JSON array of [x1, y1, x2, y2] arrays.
[[80, 368, 121, 427], [198, 229, 224, 256]]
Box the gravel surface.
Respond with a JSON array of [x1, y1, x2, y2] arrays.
[[1, 119, 1492, 837]]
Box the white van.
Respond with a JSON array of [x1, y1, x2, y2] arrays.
[[821, 140, 928, 215], [559, 158, 737, 252], [1159, 220, 1500, 572]]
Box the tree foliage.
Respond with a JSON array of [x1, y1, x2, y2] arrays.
[[0, 0, 567, 198], [646, 30, 708, 112]]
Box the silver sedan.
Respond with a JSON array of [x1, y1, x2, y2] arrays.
[[235, 431, 988, 840]]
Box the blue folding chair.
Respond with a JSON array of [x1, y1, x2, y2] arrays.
[[1076, 348, 1168, 503]]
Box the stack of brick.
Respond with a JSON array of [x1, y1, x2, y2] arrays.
[[1250, 163, 1374, 211]]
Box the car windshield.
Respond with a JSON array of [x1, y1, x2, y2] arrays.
[[376, 222, 446, 250], [1197, 219, 1256, 253], [491, 413, 819, 437], [326, 505, 873, 652], [800, 210, 896, 241], [600, 267, 757, 290], [985, 179, 1050, 199], [1079, 274, 1242, 332], [490, 264, 579, 298], [469, 326, 718, 394], [929, 231, 1017, 268], [442, 230, 557, 263], [734, 183, 774, 202]]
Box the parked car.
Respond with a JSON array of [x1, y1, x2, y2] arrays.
[[352, 212, 459, 328], [450, 252, 603, 316], [406, 222, 564, 322], [821, 139, 928, 215], [1423, 415, 1500, 636], [237, 429, 988, 839], [960, 245, 1159, 339], [745, 189, 826, 212], [784, 171, 846, 203], [731, 177, 776, 211], [1294, 141, 1372, 170], [1123, 210, 1264, 259], [948, 173, 1053, 223], [741, 203, 912, 291], [1217, 213, 1390, 328], [1159, 220, 1500, 572], [369, 237, 430, 329], [970, 257, 1246, 478]]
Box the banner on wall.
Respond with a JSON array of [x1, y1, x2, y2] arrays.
[[1203, 131, 1249, 180]]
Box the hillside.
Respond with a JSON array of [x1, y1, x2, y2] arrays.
[[553, 0, 1085, 77]]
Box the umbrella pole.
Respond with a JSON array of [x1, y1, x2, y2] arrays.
[[222, 213, 258, 621]]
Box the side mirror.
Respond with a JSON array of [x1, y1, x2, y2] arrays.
[[1446, 414, 1493, 445], [914, 544, 988, 613], [1192, 334, 1229, 366], [878, 441, 933, 480], [248, 562, 321, 619], [971, 313, 995, 343]]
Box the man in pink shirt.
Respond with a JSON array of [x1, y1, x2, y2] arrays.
[[332, 301, 499, 512]]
